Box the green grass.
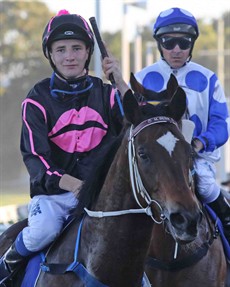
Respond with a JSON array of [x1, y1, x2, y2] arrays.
[[0, 188, 30, 207]]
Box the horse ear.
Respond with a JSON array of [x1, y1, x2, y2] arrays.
[[167, 74, 178, 93], [168, 87, 187, 121], [164, 74, 179, 101], [123, 89, 142, 125], [130, 73, 146, 95], [130, 73, 162, 102]]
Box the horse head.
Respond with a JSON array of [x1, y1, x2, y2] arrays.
[[122, 74, 201, 244]]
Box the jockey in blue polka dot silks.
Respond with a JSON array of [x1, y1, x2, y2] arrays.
[[135, 7, 230, 244]]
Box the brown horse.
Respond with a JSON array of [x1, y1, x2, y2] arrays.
[[129, 74, 229, 287], [0, 75, 202, 287]]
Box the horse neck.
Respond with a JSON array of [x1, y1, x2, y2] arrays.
[[82, 134, 154, 285], [93, 135, 132, 211]]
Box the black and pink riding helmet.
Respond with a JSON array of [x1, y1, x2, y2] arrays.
[[42, 10, 94, 71]]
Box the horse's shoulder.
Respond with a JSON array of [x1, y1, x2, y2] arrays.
[[45, 217, 82, 258]]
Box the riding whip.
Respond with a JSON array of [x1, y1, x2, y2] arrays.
[[89, 17, 124, 116]]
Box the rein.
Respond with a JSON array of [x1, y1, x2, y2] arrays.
[[85, 116, 178, 223]]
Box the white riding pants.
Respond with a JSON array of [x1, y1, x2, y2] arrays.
[[22, 192, 78, 252], [193, 157, 220, 203]]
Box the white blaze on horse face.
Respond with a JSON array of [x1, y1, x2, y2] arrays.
[[156, 131, 179, 156]]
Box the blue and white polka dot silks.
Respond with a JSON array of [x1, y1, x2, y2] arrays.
[[153, 7, 199, 36], [135, 59, 230, 162]]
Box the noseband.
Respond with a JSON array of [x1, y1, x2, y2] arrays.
[[85, 116, 178, 223]]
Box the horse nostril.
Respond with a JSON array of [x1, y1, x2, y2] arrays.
[[170, 211, 202, 236], [170, 213, 186, 229]]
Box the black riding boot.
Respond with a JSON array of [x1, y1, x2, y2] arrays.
[[0, 243, 26, 284], [208, 192, 230, 244]]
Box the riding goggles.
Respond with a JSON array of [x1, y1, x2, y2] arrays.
[[159, 36, 193, 50]]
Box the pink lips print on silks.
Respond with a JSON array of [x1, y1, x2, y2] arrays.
[[48, 107, 108, 153]]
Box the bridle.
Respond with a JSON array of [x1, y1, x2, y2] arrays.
[[84, 116, 179, 224], [129, 116, 178, 223]]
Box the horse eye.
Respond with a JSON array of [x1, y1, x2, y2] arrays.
[[137, 149, 149, 160]]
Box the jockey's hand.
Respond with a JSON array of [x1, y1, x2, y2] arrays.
[[59, 174, 83, 195], [192, 138, 204, 153], [101, 47, 129, 98], [102, 54, 121, 82]]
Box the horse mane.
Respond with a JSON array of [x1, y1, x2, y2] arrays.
[[73, 128, 126, 218]]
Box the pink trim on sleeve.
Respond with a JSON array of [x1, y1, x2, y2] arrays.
[[22, 100, 50, 169], [22, 99, 47, 123], [46, 170, 62, 177]]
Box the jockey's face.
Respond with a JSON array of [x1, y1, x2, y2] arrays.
[[159, 33, 193, 69], [50, 39, 89, 79]]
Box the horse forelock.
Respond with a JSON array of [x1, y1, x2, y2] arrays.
[[138, 102, 169, 121]]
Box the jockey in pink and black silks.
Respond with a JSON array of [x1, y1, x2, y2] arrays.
[[135, 7, 230, 244], [0, 9, 127, 283], [21, 10, 123, 195]]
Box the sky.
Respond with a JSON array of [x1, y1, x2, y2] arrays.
[[41, 0, 230, 33]]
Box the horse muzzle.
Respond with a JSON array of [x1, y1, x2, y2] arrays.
[[167, 209, 203, 243]]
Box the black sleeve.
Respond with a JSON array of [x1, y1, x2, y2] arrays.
[[20, 98, 65, 196]]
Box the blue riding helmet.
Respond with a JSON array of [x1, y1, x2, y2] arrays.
[[153, 8, 199, 40]]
